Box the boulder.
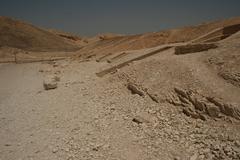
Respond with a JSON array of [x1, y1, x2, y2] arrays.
[[206, 104, 220, 117], [43, 76, 58, 90]]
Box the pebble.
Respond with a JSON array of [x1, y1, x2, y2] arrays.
[[190, 153, 198, 160], [202, 148, 210, 154], [173, 156, 181, 160], [52, 148, 58, 153], [4, 143, 11, 147], [234, 140, 240, 147], [198, 155, 205, 159], [35, 150, 40, 154]]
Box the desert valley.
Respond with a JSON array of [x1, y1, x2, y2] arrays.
[[0, 16, 240, 160]]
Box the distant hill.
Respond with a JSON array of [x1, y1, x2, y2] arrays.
[[0, 16, 80, 52], [77, 17, 240, 57], [1, 16, 240, 55]]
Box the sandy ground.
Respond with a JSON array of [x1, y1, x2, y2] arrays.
[[0, 53, 240, 160]]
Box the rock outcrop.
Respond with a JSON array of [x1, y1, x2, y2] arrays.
[[167, 87, 240, 120]]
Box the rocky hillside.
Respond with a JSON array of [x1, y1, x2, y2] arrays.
[[1, 17, 240, 160], [77, 17, 240, 58]]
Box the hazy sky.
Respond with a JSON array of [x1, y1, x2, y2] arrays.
[[1, 0, 240, 36]]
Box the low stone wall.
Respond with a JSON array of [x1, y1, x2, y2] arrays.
[[175, 43, 218, 55]]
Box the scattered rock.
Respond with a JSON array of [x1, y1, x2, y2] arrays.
[[190, 153, 198, 160], [132, 117, 144, 124], [199, 114, 207, 121], [234, 140, 240, 147], [43, 81, 57, 90], [127, 83, 144, 96], [53, 64, 59, 67], [52, 147, 58, 153], [173, 156, 181, 160], [53, 76, 60, 82], [4, 143, 11, 147], [92, 144, 103, 152], [206, 97, 224, 109], [132, 112, 154, 125], [43, 76, 58, 90], [170, 88, 240, 120], [222, 103, 240, 119], [146, 92, 159, 103], [218, 71, 240, 87], [207, 97, 240, 120], [178, 96, 191, 105], [206, 104, 220, 117], [174, 87, 188, 99], [182, 108, 192, 117], [35, 150, 40, 154], [193, 99, 206, 111]]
